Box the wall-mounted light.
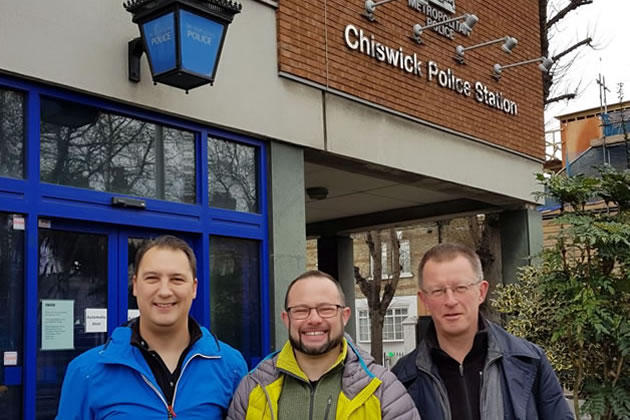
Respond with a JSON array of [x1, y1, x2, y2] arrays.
[[306, 187, 329, 200], [411, 13, 478, 44], [454, 36, 517, 64], [124, 0, 242, 92], [492, 56, 553, 81], [363, 0, 401, 21]]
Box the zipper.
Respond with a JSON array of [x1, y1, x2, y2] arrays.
[[324, 396, 332, 420], [171, 353, 221, 417], [459, 363, 473, 420], [141, 353, 221, 419], [308, 382, 316, 420], [140, 374, 171, 417]]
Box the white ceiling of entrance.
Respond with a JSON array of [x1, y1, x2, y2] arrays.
[[304, 160, 520, 228]]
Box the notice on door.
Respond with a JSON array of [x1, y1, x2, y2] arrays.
[[41, 300, 74, 350], [85, 308, 107, 333]]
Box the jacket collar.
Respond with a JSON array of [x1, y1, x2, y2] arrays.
[[484, 320, 540, 360], [415, 315, 540, 371], [98, 319, 222, 373]]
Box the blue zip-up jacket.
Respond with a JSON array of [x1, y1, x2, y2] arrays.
[[392, 320, 573, 420], [56, 324, 247, 419]]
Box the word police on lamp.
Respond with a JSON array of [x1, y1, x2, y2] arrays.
[[124, 0, 242, 92], [493, 56, 553, 81]]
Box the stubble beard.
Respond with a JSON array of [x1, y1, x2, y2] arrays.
[[289, 320, 344, 356]]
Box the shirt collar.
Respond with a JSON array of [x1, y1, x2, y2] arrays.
[[425, 313, 488, 353], [129, 316, 202, 350]]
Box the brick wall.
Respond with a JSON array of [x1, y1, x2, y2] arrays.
[[278, 0, 545, 159]]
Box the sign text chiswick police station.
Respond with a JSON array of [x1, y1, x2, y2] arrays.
[[344, 0, 519, 116]]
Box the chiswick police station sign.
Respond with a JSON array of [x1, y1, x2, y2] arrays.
[[344, 0, 519, 116]]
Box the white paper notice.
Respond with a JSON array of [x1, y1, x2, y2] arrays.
[[127, 309, 140, 321], [3, 351, 17, 366], [85, 308, 107, 333], [12, 215, 24, 231], [41, 300, 74, 350]]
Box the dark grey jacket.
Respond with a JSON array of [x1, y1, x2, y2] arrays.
[[392, 320, 574, 420]]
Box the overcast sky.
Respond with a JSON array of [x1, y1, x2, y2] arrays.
[[544, 0, 629, 130]]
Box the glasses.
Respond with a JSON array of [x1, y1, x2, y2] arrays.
[[286, 304, 343, 320], [422, 280, 482, 299]]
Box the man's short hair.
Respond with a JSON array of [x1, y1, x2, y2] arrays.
[[284, 270, 346, 309], [418, 243, 483, 287], [134, 235, 197, 278]]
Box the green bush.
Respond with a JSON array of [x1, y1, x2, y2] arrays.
[[492, 166, 630, 420]]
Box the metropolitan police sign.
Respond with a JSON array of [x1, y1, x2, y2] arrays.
[[428, 0, 455, 13]]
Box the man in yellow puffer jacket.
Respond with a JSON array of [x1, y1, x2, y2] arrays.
[[227, 270, 421, 420]]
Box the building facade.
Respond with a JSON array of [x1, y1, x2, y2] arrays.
[[1, 0, 544, 417]]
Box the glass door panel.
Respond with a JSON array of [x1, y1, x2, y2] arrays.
[[126, 237, 147, 318], [0, 213, 24, 420], [36, 230, 108, 419], [209, 236, 261, 366]]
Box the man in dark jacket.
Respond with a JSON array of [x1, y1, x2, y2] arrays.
[[392, 243, 573, 420]]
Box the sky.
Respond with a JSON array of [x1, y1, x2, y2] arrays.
[[544, 0, 630, 130]]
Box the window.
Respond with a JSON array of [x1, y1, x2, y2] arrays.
[[358, 307, 408, 342], [0, 213, 24, 418], [369, 238, 412, 278], [40, 97, 196, 203], [208, 137, 258, 213], [210, 236, 261, 363], [0, 88, 25, 179]]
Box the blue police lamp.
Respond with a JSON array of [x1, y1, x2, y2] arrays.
[[124, 0, 242, 92]]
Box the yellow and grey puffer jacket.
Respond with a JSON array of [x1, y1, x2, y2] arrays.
[[226, 337, 421, 420]]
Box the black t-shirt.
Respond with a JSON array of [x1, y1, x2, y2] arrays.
[[426, 318, 488, 420], [130, 318, 202, 406]]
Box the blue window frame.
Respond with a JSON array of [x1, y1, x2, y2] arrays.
[[0, 74, 269, 420]]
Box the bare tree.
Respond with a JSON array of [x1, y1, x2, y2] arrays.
[[354, 229, 401, 364], [541, 0, 597, 105]]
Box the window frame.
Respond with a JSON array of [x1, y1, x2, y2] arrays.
[[0, 74, 271, 418], [358, 306, 409, 343]]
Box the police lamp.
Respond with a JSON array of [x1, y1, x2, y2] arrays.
[[124, 0, 242, 92]]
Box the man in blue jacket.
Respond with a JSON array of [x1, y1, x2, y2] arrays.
[[392, 243, 573, 420], [56, 235, 247, 419]]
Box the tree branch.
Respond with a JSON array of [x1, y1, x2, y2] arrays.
[[545, 93, 577, 105], [552, 37, 593, 62], [546, 0, 593, 29]]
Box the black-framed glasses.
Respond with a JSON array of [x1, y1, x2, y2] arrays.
[[286, 304, 343, 320], [422, 280, 482, 299]]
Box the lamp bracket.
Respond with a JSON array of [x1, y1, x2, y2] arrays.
[[128, 37, 145, 83]]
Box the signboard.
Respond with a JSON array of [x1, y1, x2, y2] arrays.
[[128, 309, 140, 321], [407, 0, 466, 40], [3, 351, 17, 366], [85, 308, 107, 333], [41, 300, 74, 350], [344, 25, 519, 116], [143, 12, 177, 75], [179, 10, 224, 77], [429, 0, 455, 13]]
